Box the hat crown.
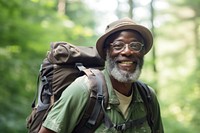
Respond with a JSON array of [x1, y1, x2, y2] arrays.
[[105, 17, 137, 33]]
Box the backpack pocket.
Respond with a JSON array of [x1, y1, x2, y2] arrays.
[[26, 106, 48, 133]]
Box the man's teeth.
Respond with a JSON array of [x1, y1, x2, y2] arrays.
[[120, 61, 133, 64]]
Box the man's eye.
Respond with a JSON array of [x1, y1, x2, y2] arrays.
[[113, 44, 123, 49], [130, 43, 141, 50]]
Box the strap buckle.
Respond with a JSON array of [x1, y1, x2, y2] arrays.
[[114, 123, 126, 131], [97, 94, 104, 102], [41, 76, 52, 95]]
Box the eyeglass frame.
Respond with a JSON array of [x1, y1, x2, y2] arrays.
[[109, 41, 144, 52]]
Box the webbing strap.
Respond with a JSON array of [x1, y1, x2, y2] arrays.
[[75, 63, 105, 128], [100, 83, 149, 131], [136, 81, 154, 130], [73, 66, 109, 133], [86, 69, 104, 126], [101, 98, 113, 128], [31, 64, 44, 108], [31, 75, 51, 111], [114, 116, 146, 131], [101, 97, 146, 131], [37, 76, 52, 112], [75, 63, 87, 71]]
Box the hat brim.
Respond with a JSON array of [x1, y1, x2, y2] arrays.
[[96, 24, 153, 60]]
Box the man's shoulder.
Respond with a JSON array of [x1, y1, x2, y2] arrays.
[[134, 81, 159, 105], [135, 81, 156, 94]]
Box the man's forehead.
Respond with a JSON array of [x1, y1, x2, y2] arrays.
[[106, 30, 144, 42]]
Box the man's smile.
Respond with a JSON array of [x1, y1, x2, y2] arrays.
[[117, 60, 137, 72]]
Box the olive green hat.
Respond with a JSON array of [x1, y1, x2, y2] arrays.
[[96, 17, 153, 60]]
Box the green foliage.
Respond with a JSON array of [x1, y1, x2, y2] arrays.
[[154, 0, 200, 132], [0, 0, 97, 132], [0, 0, 200, 132]]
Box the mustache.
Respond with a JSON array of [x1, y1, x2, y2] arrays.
[[112, 56, 144, 69]]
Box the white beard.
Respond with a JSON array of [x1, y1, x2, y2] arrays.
[[105, 51, 143, 83]]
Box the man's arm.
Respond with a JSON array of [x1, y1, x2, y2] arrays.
[[38, 76, 90, 133], [39, 126, 56, 133]]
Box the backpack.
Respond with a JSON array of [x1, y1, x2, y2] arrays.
[[26, 41, 156, 133], [26, 42, 108, 133]]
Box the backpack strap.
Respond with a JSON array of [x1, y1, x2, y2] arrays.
[[137, 81, 164, 133], [74, 64, 157, 132], [99, 81, 154, 132], [101, 104, 147, 131], [73, 63, 108, 133], [135, 81, 155, 132], [95, 81, 152, 132]]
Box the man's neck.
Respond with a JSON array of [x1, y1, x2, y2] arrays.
[[110, 76, 133, 96]]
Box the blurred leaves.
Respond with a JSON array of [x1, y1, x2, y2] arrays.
[[0, 0, 97, 132], [0, 0, 200, 132]]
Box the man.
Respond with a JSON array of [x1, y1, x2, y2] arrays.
[[39, 17, 164, 133]]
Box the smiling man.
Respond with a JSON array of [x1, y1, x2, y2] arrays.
[[39, 17, 164, 133]]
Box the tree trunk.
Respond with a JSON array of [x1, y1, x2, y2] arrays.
[[150, 0, 158, 92], [58, 0, 66, 15], [128, 0, 133, 18], [150, 0, 156, 73], [194, 17, 200, 87]]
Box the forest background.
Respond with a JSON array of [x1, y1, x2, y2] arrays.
[[0, 0, 200, 132]]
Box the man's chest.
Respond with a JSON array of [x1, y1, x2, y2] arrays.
[[94, 102, 151, 133]]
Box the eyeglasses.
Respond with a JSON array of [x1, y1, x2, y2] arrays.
[[110, 41, 144, 52]]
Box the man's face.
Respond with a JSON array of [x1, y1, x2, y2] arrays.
[[105, 30, 144, 83]]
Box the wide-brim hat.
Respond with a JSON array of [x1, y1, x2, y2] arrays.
[[96, 17, 153, 60]]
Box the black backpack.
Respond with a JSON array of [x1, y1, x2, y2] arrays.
[[26, 42, 157, 133]]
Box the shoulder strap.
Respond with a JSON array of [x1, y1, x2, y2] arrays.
[[135, 81, 154, 131], [94, 81, 154, 132], [136, 81, 164, 133], [73, 63, 109, 133]]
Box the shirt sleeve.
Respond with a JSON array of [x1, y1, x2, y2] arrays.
[[42, 76, 90, 133]]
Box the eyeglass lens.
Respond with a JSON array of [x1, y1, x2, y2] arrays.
[[111, 41, 144, 52]]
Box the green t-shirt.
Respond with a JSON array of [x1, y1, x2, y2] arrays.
[[43, 69, 160, 133]]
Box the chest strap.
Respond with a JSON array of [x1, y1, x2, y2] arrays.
[[113, 116, 147, 131], [101, 100, 147, 131]]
